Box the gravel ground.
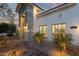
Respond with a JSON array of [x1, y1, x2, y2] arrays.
[[0, 37, 75, 56]]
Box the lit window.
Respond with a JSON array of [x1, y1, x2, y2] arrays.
[[39, 25, 48, 37], [52, 23, 66, 34]]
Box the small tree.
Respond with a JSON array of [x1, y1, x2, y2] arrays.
[[33, 32, 44, 44], [0, 3, 16, 35]]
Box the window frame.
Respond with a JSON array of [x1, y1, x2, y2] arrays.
[[39, 25, 48, 37], [51, 23, 66, 38]]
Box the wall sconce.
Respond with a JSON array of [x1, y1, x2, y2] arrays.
[[23, 26, 28, 32], [70, 26, 77, 29]]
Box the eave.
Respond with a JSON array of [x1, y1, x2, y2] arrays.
[[16, 3, 44, 13], [37, 3, 76, 17]]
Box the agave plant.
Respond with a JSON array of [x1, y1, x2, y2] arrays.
[[53, 29, 73, 50], [33, 32, 44, 44]]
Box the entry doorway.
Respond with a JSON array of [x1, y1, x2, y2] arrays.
[[19, 15, 25, 39]]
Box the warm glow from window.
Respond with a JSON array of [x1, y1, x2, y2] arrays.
[[52, 23, 66, 34], [40, 25, 48, 37], [23, 26, 28, 32], [33, 6, 40, 16], [20, 16, 25, 27]]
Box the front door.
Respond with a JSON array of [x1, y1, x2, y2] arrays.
[[19, 15, 25, 39]]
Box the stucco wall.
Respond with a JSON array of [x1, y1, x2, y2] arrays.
[[33, 4, 79, 45], [18, 4, 33, 41]]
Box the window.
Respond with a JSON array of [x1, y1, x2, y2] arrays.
[[39, 25, 48, 37], [52, 23, 66, 34]]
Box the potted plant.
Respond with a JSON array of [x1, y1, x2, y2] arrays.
[[33, 32, 44, 44]]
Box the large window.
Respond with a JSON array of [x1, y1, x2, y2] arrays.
[[39, 25, 48, 37], [52, 23, 66, 35]]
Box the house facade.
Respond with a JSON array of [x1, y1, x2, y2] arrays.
[[16, 3, 79, 46], [16, 3, 43, 41]]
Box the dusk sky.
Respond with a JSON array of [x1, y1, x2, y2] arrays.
[[7, 3, 63, 20], [8, 3, 63, 11]]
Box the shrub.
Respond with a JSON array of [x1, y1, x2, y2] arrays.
[[0, 23, 9, 33], [53, 29, 73, 50], [0, 23, 16, 34], [7, 33, 13, 37], [33, 32, 44, 44]]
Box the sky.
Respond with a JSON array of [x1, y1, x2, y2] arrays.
[[4, 3, 63, 24], [37, 3, 62, 11], [7, 3, 63, 21], [8, 3, 63, 12], [8, 3, 17, 11], [7, 3, 63, 19]]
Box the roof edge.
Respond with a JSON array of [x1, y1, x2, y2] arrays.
[[16, 3, 44, 13], [37, 3, 76, 17], [32, 3, 44, 11]]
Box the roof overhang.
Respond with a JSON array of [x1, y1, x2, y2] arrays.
[[37, 3, 76, 17], [16, 3, 44, 13], [32, 3, 44, 10]]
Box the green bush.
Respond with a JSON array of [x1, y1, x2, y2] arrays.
[[53, 29, 73, 50], [7, 33, 13, 37], [33, 32, 44, 44], [0, 23, 16, 33], [0, 23, 9, 33]]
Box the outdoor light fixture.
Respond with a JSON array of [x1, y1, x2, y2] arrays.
[[70, 26, 77, 29], [23, 26, 28, 32]]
